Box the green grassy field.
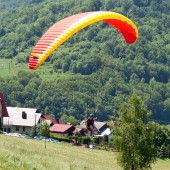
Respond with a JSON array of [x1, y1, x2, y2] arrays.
[[0, 58, 38, 77], [0, 58, 73, 80], [0, 135, 170, 170]]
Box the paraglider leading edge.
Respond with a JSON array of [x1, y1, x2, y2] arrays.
[[29, 11, 138, 70]]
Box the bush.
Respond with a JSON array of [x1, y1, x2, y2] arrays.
[[93, 137, 100, 144], [96, 146, 106, 150], [108, 142, 115, 148], [157, 144, 170, 159], [51, 135, 71, 143], [77, 137, 82, 143], [79, 137, 91, 144], [102, 135, 109, 143]]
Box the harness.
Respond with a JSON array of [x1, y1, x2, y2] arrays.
[[85, 118, 94, 131]]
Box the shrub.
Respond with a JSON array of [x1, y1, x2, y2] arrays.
[[93, 137, 100, 144], [96, 146, 106, 150], [81, 137, 91, 144], [51, 135, 71, 143], [102, 135, 109, 143]]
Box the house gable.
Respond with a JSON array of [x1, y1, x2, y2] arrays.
[[3, 107, 41, 127], [41, 115, 65, 126]]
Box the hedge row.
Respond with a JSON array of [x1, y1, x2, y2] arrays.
[[51, 134, 110, 145], [51, 135, 71, 143]]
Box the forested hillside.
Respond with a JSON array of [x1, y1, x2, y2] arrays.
[[0, 0, 170, 122]]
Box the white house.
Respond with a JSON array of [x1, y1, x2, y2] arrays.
[[3, 107, 41, 134], [95, 127, 112, 142]]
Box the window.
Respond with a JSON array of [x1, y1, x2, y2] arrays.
[[23, 127, 25, 132], [22, 111, 27, 119], [15, 126, 19, 131]]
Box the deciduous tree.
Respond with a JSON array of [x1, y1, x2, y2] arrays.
[[114, 94, 157, 170]]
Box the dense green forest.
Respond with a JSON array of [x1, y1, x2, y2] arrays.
[[0, 0, 170, 122]]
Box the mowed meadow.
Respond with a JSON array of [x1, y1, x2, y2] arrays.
[[0, 134, 120, 170], [0, 58, 71, 80], [0, 135, 170, 170]]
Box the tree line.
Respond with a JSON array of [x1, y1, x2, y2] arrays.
[[1, 70, 170, 123]]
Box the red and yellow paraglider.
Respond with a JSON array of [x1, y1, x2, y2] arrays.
[[29, 11, 138, 70]]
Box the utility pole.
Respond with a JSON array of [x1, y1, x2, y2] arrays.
[[35, 114, 37, 136]]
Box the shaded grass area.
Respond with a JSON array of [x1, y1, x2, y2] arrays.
[[0, 135, 170, 170]]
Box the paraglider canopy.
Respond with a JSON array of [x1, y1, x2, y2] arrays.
[[29, 11, 138, 70]]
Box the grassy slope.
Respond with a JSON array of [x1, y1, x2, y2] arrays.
[[0, 135, 170, 170], [0, 58, 72, 80]]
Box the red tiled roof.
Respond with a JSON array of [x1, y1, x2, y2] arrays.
[[0, 92, 9, 117], [50, 124, 74, 133], [51, 118, 57, 124], [42, 115, 64, 124], [42, 115, 51, 120]]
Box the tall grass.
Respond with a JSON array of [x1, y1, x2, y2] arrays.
[[0, 135, 169, 170], [0, 135, 120, 170]]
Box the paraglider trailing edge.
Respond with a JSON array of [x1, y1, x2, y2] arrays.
[[28, 11, 138, 70]]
